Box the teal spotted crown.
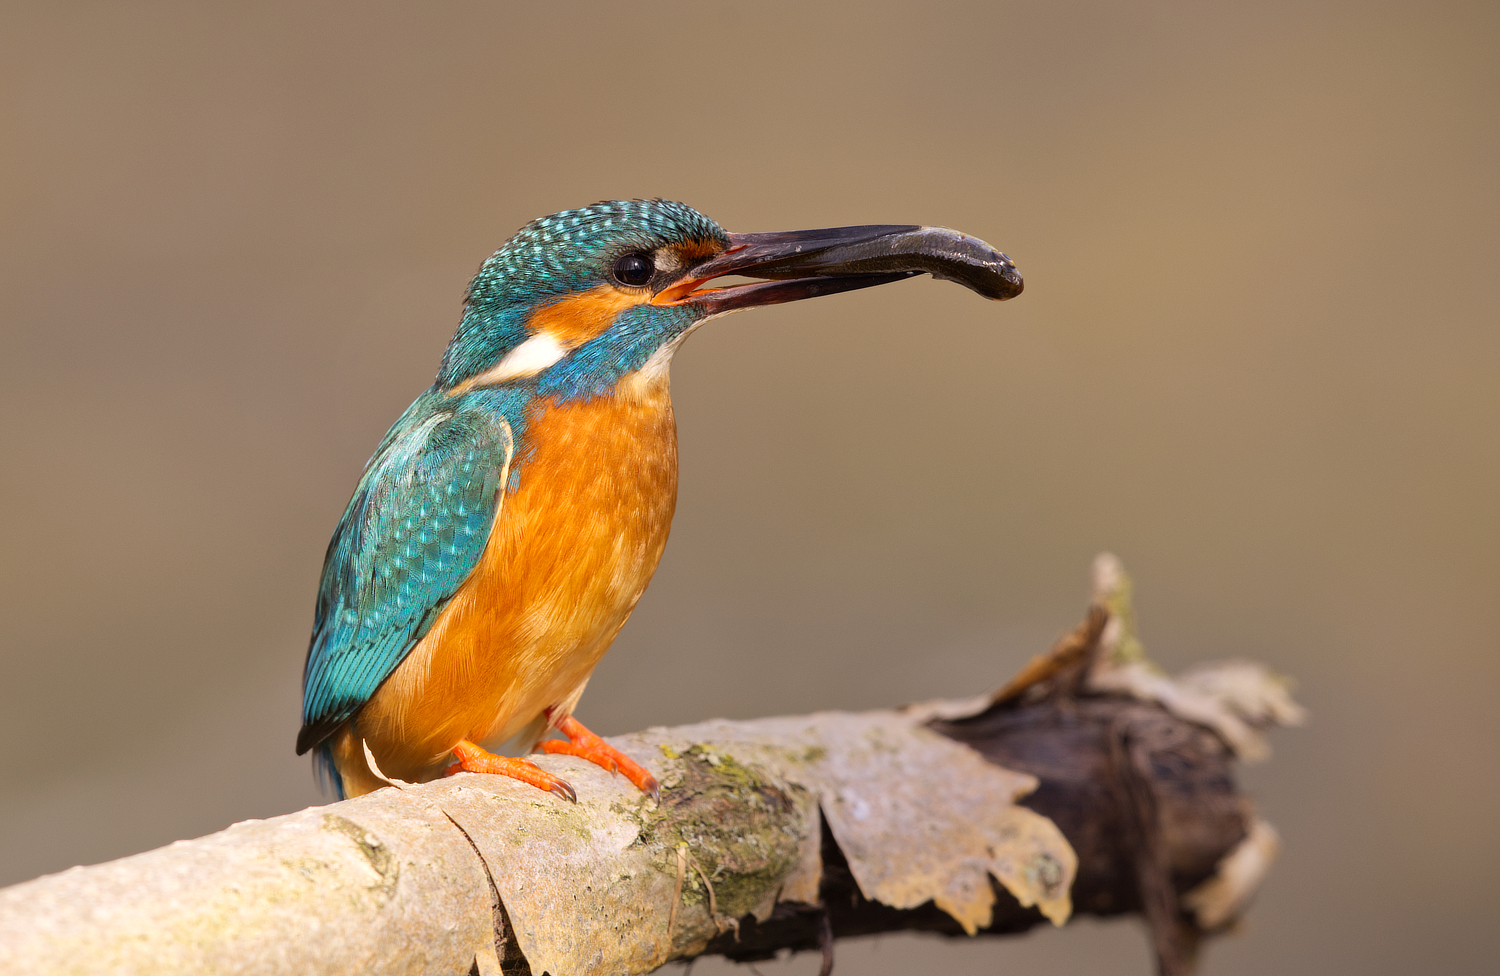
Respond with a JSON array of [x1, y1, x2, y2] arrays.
[[467, 199, 729, 306]]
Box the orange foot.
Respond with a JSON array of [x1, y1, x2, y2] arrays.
[[443, 738, 577, 802], [539, 713, 661, 800]]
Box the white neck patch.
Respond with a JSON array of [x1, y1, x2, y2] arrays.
[[455, 332, 569, 392], [453, 307, 729, 398]]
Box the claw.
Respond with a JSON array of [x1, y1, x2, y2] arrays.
[[541, 714, 660, 799], [446, 738, 577, 802]]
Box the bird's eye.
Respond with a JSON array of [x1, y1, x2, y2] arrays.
[[612, 253, 654, 287]]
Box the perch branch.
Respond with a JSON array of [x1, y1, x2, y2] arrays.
[[0, 696, 1273, 976], [0, 559, 1297, 976]]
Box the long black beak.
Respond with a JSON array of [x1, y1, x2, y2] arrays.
[[656, 224, 1023, 315]]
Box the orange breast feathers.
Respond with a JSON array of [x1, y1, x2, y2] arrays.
[[343, 375, 679, 788]]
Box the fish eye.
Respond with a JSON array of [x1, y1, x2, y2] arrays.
[[612, 253, 654, 287]]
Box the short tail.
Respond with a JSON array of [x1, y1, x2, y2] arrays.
[[313, 742, 347, 800]]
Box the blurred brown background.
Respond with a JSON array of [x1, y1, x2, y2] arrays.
[[1, 1, 1495, 973]]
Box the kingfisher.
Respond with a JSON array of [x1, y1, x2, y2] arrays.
[[297, 199, 1022, 801]]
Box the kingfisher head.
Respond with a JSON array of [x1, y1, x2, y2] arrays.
[[437, 199, 1022, 401]]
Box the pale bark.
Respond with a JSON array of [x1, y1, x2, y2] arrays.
[[0, 560, 1299, 976], [0, 690, 1278, 976]]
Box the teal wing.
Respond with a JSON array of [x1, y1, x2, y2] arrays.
[[296, 393, 514, 755]]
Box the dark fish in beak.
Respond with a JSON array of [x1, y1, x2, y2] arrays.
[[655, 224, 1023, 313]]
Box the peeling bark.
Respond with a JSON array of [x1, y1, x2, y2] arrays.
[[703, 696, 1253, 975]]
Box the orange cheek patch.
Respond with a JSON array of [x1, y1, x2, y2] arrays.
[[527, 285, 648, 349], [677, 238, 723, 261]]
